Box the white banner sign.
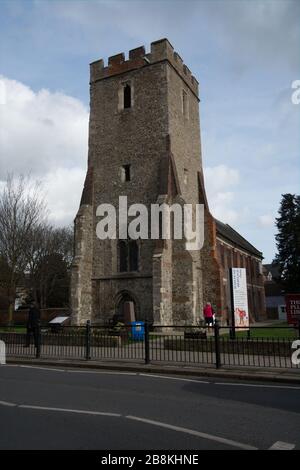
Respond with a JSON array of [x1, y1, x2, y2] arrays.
[[230, 268, 249, 330]]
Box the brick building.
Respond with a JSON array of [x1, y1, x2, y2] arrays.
[[215, 220, 266, 323], [71, 38, 266, 326]]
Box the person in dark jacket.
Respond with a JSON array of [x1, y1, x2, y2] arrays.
[[24, 302, 41, 348]]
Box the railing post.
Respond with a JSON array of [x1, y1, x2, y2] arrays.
[[85, 320, 91, 360], [230, 327, 235, 340], [144, 321, 150, 365], [214, 319, 221, 369], [36, 320, 41, 359]]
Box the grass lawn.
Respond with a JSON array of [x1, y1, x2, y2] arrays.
[[0, 326, 27, 333], [224, 322, 299, 339]]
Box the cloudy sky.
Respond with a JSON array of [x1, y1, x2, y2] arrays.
[[0, 0, 299, 262]]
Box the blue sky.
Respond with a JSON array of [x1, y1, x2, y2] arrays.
[[0, 0, 299, 262]]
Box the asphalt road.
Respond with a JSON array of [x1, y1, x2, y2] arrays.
[[0, 364, 299, 450]]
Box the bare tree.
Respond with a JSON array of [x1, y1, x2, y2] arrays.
[[25, 225, 74, 308], [0, 174, 46, 323], [24, 223, 53, 305], [51, 226, 74, 269]]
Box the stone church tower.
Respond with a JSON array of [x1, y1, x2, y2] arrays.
[[71, 38, 219, 325]]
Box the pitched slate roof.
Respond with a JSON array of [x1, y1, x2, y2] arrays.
[[215, 219, 263, 258]]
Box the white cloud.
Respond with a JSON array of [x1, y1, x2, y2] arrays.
[[0, 76, 88, 177], [204, 165, 239, 193], [258, 214, 274, 228], [44, 167, 86, 226], [0, 76, 89, 226], [203, 165, 240, 223]]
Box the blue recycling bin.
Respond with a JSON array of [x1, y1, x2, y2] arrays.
[[130, 321, 145, 341]]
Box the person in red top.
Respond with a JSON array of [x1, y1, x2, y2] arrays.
[[203, 302, 214, 331]]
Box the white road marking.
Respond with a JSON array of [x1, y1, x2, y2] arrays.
[[9, 364, 137, 376], [19, 365, 65, 372], [126, 415, 258, 450], [215, 382, 300, 390], [67, 370, 137, 376], [2, 399, 296, 451], [269, 441, 295, 450], [0, 400, 16, 407], [18, 404, 121, 417], [139, 373, 209, 384], [3, 364, 300, 390]]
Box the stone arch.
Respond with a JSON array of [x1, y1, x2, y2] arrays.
[[113, 290, 140, 323]]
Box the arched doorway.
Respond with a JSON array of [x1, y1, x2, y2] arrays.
[[113, 291, 137, 324]]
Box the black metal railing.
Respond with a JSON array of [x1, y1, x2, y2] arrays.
[[0, 321, 299, 370]]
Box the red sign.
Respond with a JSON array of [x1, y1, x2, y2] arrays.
[[285, 294, 300, 325]]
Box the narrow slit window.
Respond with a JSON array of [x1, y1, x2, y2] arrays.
[[121, 164, 131, 182], [119, 241, 128, 272], [182, 89, 188, 118], [123, 84, 131, 109], [129, 240, 139, 272], [184, 168, 188, 185]]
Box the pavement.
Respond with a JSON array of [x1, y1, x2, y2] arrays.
[[6, 356, 300, 385], [0, 363, 299, 450]]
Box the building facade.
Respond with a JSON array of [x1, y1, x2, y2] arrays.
[[263, 264, 286, 320], [215, 220, 266, 323], [71, 38, 266, 325]]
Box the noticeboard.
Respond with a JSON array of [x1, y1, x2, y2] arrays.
[[285, 294, 300, 326], [229, 267, 250, 332]]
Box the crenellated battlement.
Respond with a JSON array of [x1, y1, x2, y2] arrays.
[[90, 38, 199, 96]]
